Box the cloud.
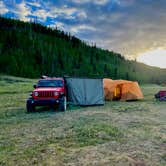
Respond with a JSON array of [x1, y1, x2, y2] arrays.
[[49, 22, 66, 31], [75, 10, 87, 20], [46, 4, 87, 21], [70, 24, 96, 34], [118, 0, 135, 7], [71, 0, 166, 59], [0, 1, 9, 14], [71, 0, 115, 5], [31, 9, 51, 22], [10, 1, 31, 21], [49, 6, 77, 16], [26, 1, 41, 8]]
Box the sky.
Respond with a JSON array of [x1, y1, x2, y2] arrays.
[[0, 0, 166, 68]]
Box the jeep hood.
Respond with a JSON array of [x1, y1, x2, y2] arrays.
[[34, 87, 63, 92]]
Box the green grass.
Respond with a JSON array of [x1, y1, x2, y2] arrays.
[[0, 75, 166, 166]]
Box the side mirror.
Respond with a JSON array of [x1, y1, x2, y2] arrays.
[[33, 85, 37, 89]]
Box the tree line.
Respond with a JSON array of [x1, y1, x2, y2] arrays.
[[0, 16, 166, 84]]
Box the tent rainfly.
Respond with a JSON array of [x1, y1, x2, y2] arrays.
[[65, 77, 104, 106], [103, 78, 144, 101]]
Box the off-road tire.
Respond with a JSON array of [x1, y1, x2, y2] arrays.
[[59, 96, 67, 111], [26, 100, 35, 113]]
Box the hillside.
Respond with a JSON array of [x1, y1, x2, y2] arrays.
[[0, 16, 166, 83]]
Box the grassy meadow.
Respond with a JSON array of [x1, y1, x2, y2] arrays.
[[0, 75, 165, 166]]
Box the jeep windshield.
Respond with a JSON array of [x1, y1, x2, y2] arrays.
[[37, 80, 63, 87]]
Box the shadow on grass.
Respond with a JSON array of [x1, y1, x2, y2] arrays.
[[31, 106, 57, 113], [29, 104, 82, 114]]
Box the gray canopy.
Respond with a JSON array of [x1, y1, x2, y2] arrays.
[[65, 77, 104, 106]]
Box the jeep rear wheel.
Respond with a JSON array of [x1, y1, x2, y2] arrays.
[[59, 96, 67, 111], [26, 100, 35, 113]]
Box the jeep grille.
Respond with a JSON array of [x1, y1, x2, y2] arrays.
[[38, 91, 54, 98]]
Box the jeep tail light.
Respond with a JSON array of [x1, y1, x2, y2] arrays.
[[34, 91, 39, 97], [54, 91, 59, 96]]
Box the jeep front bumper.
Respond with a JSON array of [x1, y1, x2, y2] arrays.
[[27, 98, 63, 106]]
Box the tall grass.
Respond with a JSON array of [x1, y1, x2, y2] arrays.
[[0, 75, 166, 166]]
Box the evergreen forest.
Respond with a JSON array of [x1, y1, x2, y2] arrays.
[[0, 17, 166, 83]]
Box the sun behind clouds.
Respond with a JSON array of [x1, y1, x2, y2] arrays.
[[137, 49, 166, 69]]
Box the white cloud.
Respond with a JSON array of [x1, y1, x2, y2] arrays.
[[31, 4, 87, 22], [43, 2, 87, 21], [94, 0, 109, 5], [49, 22, 70, 32], [12, 1, 31, 21], [0, 1, 9, 14], [26, 1, 41, 8], [76, 11, 87, 20], [32, 9, 53, 22], [71, 0, 90, 4], [47, 5, 77, 16], [71, 0, 110, 5], [71, 24, 96, 34]]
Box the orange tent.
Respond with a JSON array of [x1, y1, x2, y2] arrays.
[[103, 78, 143, 101]]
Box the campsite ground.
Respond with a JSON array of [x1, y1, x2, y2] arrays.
[[0, 75, 165, 166]]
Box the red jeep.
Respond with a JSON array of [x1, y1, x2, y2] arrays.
[[26, 77, 67, 112]]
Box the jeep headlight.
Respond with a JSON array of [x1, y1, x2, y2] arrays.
[[54, 91, 59, 96], [34, 91, 39, 97]]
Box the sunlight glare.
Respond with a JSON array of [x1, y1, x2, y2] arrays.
[[137, 49, 166, 69]]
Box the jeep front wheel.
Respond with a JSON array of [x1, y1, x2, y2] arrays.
[[26, 100, 35, 113]]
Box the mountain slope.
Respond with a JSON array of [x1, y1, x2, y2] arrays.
[[0, 16, 165, 83]]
